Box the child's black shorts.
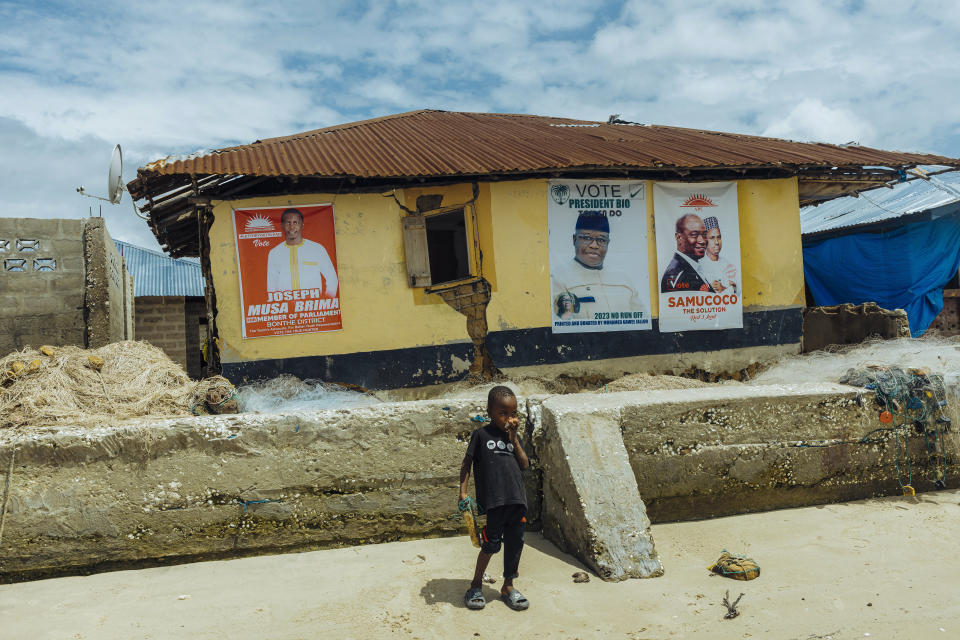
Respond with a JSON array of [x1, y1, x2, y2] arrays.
[[480, 504, 526, 578]]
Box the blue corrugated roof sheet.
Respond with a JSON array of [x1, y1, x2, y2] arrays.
[[115, 240, 205, 297], [801, 170, 960, 235]]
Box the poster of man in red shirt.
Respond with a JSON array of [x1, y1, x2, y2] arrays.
[[232, 204, 341, 338]]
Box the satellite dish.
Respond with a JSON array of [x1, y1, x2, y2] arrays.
[[77, 143, 127, 205], [75, 143, 146, 220], [108, 144, 123, 204]]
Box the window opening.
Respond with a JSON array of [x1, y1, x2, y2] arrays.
[[0, 239, 8, 252], [16, 239, 39, 252], [34, 258, 57, 271], [4, 258, 27, 272], [425, 208, 470, 285]]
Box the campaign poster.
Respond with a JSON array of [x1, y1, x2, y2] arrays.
[[232, 204, 341, 339], [547, 179, 651, 333], [653, 182, 743, 332]]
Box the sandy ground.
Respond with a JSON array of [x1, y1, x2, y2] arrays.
[[2, 491, 959, 640]]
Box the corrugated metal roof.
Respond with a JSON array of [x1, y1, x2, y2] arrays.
[[137, 110, 958, 181], [801, 170, 960, 235], [115, 240, 205, 297]]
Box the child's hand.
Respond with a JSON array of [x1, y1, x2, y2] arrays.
[[506, 417, 520, 438]]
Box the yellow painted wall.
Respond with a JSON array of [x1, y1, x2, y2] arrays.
[[209, 192, 470, 363], [209, 177, 803, 362], [737, 178, 805, 309]]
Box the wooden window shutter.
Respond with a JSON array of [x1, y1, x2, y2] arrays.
[[402, 215, 431, 287]]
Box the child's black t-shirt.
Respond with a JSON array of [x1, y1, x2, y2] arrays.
[[466, 425, 527, 512]]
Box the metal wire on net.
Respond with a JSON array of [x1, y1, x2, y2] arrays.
[[869, 366, 950, 492]]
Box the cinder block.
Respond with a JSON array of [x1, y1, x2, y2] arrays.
[[12, 218, 63, 239], [57, 256, 85, 273], [24, 296, 76, 316], [58, 219, 84, 237], [0, 293, 22, 308], [49, 239, 83, 255], [0, 274, 49, 293], [51, 274, 85, 292]]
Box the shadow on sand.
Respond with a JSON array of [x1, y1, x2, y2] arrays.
[[420, 578, 501, 609], [419, 534, 593, 609]]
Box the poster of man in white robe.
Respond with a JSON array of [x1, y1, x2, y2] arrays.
[[653, 182, 743, 332], [232, 204, 342, 339], [548, 179, 651, 333]]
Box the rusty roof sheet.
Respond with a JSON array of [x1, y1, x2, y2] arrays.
[[138, 110, 960, 181]]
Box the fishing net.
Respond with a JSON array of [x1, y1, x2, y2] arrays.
[[234, 374, 380, 413], [0, 341, 235, 430]]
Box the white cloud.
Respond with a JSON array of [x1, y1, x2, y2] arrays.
[[762, 98, 874, 144], [1, 0, 959, 251]]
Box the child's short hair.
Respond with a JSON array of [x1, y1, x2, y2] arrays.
[[487, 385, 516, 408]]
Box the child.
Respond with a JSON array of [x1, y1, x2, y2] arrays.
[[459, 385, 531, 611]]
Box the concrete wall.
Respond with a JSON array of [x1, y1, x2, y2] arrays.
[[184, 298, 207, 379], [134, 296, 208, 378], [612, 384, 944, 521], [1, 383, 953, 581], [135, 297, 187, 369], [0, 218, 86, 353], [0, 217, 133, 354], [802, 302, 910, 352], [927, 291, 960, 336], [84, 218, 132, 348], [209, 178, 805, 388], [0, 397, 519, 580]]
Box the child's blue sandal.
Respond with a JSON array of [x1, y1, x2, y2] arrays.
[[501, 589, 529, 611], [464, 587, 485, 610]]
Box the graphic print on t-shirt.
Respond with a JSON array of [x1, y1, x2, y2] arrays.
[[466, 427, 527, 511], [486, 438, 515, 455]]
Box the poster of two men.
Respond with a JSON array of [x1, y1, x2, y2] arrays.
[[548, 180, 743, 334]]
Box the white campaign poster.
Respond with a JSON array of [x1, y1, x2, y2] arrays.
[[653, 182, 743, 332], [548, 179, 651, 333]]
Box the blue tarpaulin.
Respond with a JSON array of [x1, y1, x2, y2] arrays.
[[803, 214, 960, 337]]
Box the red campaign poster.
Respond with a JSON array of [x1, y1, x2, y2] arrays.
[[232, 204, 341, 338]]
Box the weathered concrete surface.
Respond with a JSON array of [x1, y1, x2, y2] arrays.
[[803, 302, 910, 352], [0, 217, 132, 354], [536, 396, 662, 581], [84, 218, 132, 347], [2, 382, 955, 582], [0, 218, 86, 353], [0, 398, 537, 582], [616, 383, 959, 522]]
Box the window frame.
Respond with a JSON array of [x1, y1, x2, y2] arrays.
[[401, 203, 480, 289]]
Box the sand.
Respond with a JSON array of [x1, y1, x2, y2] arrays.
[[2, 491, 958, 639]]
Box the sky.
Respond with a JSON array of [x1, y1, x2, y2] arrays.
[[1, 0, 959, 252]]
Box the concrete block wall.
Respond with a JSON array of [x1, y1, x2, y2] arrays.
[[185, 297, 207, 378], [135, 296, 188, 369], [802, 302, 910, 352], [0, 397, 506, 580], [0, 218, 86, 353], [83, 218, 131, 348], [124, 270, 135, 340], [1, 383, 954, 581], [615, 384, 957, 521], [0, 217, 134, 354]]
